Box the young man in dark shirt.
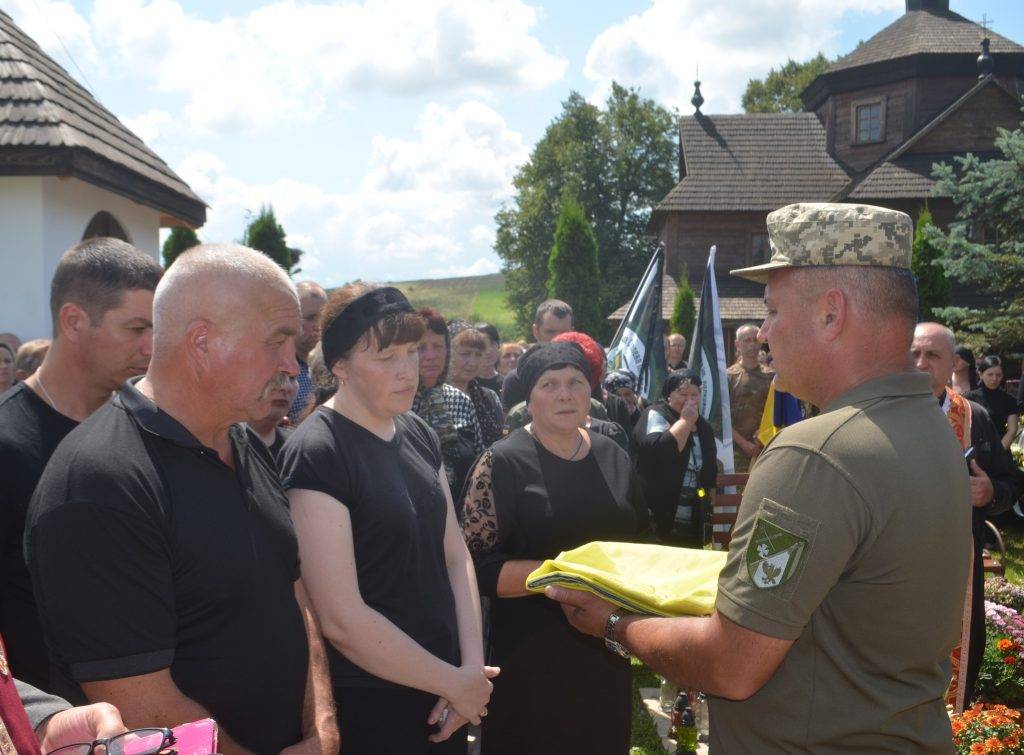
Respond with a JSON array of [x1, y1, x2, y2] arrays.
[[26, 244, 337, 754], [0, 237, 162, 692]]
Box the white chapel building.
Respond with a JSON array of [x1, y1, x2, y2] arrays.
[[0, 9, 205, 339]]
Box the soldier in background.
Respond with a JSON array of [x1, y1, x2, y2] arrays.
[[728, 324, 772, 472]]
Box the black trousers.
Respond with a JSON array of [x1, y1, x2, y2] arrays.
[[336, 685, 468, 755], [966, 537, 985, 703]]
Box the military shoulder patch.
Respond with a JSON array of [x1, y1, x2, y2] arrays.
[[745, 516, 807, 589]]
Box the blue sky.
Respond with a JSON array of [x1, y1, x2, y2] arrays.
[[7, 0, 1023, 285]]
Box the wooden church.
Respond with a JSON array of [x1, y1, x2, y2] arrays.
[[638, 0, 1024, 342]]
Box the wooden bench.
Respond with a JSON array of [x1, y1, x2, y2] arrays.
[[711, 473, 749, 549]]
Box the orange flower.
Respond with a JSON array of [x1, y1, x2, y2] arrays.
[[952, 720, 967, 734], [1009, 709, 1022, 720], [998, 639, 1015, 651], [985, 737, 1003, 751], [970, 743, 987, 754]]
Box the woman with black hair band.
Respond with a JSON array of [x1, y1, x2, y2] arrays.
[[967, 356, 1020, 452], [279, 284, 498, 754], [633, 368, 718, 547], [461, 342, 648, 755]]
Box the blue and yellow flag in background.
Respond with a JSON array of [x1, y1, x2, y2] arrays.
[[756, 381, 805, 446]]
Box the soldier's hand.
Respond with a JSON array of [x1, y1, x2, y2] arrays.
[[544, 586, 617, 638], [968, 460, 994, 508]]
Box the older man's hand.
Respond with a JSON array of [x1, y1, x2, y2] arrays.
[[544, 586, 619, 638], [969, 460, 995, 508]]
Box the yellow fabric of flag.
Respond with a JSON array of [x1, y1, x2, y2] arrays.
[[756, 381, 779, 447], [525, 541, 727, 617]]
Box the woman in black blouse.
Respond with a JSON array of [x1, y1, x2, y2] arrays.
[[280, 283, 497, 754], [967, 355, 1019, 451], [634, 369, 718, 547], [461, 342, 648, 755]]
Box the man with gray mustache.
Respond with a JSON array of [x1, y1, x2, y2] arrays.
[[27, 244, 337, 754]]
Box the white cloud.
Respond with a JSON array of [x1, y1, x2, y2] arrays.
[[584, 0, 902, 113], [6, 0, 100, 72], [121, 108, 172, 144], [86, 0, 566, 134], [429, 257, 500, 277], [176, 100, 524, 284]]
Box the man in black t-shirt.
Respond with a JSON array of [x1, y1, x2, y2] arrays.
[[0, 237, 162, 692], [26, 244, 337, 754]]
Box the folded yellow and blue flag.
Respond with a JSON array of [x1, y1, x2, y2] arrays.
[[525, 541, 727, 617]]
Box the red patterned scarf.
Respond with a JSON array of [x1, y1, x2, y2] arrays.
[[944, 387, 973, 713]]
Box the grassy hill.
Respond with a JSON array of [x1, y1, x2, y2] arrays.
[[389, 272, 525, 340]]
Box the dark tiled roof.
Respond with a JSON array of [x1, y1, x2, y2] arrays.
[[654, 114, 850, 213], [829, 9, 1024, 73], [0, 10, 205, 226], [845, 153, 949, 199]]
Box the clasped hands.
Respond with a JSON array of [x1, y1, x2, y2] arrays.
[[427, 664, 500, 743]]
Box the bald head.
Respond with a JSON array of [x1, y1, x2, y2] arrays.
[[147, 243, 301, 427], [912, 321, 956, 396], [153, 244, 297, 355]]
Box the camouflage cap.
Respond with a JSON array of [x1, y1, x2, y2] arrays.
[[730, 202, 913, 284]]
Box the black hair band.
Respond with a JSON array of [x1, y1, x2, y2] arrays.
[[321, 287, 415, 369]]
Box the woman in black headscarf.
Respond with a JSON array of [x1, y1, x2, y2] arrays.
[[460, 342, 648, 755], [633, 368, 718, 546]]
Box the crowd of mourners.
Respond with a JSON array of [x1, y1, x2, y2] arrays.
[[0, 227, 1023, 754]]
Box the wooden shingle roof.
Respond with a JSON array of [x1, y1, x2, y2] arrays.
[[0, 10, 205, 227], [828, 8, 1024, 73], [653, 113, 851, 214]]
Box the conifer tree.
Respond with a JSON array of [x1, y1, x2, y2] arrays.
[[546, 197, 603, 337]]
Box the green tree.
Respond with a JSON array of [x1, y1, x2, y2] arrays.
[[926, 119, 1024, 351], [496, 83, 677, 338], [161, 227, 200, 267], [669, 266, 696, 341], [546, 196, 602, 336], [243, 205, 292, 273], [910, 207, 950, 322], [742, 54, 830, 113]]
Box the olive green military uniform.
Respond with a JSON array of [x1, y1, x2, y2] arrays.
[[713, 203, 972, 752], [711, 372, 969, 752], [727, 363, 773, 472]]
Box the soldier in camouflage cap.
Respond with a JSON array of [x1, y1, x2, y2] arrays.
[[546, 200, 973, 751], [732, 202, 912, 283]]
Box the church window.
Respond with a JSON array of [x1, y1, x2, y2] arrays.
[[750, 232, 770, 264], [853, 99, 885, 144]]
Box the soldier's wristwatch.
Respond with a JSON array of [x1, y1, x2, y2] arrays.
[[604, 612, 630, 658]]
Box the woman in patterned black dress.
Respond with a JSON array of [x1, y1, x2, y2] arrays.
[[461, 343, 648, 755]]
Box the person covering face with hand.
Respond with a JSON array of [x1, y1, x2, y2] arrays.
[[633, 369, 718, 546]]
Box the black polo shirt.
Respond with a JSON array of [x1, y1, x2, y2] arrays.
[[25, 379, 308, 754], [0, 383, 78, 691]]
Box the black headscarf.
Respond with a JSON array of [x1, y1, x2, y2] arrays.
[[517, 342, 591, 402], [661, 368, 702, 400]]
